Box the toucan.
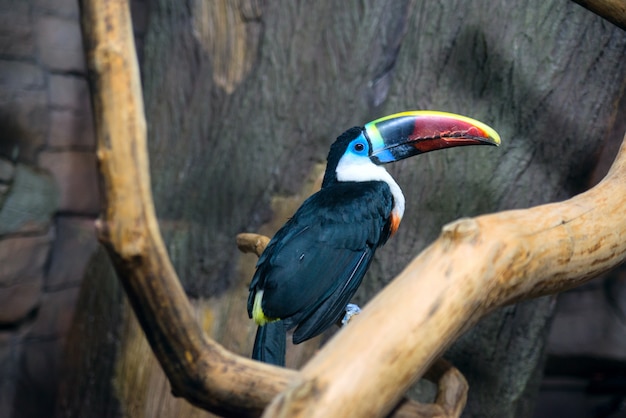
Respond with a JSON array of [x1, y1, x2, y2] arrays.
[[247, 111, 500, 366]]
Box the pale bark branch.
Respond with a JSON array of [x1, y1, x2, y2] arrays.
[[80, 1, 291, 417], [262, 132, 626, 417], [237, 233, 272, 258], [571, 0, 626, 31]]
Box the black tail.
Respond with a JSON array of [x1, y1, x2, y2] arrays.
[[252, 321, 286, 366]]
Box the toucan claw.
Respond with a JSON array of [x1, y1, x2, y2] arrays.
[[342, 303, 362, 326]]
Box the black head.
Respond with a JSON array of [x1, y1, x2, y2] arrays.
[[321, 127, 365, 187]]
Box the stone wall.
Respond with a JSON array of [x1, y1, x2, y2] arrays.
[[0, 0, 151, 414], [0, 1, 99, 416]]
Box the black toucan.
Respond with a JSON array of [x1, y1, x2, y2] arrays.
[[247, 111, 500, 365]]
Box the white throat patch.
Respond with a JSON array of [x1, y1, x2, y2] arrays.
[[335, 155, 405, 220]]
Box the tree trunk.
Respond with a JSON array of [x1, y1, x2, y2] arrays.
[[58, 0, 626, 417]]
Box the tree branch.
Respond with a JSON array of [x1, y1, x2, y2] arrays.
[[80, 1, 292, 417], [570, 0, 626, 31], [262, 133, 626, 416], [237, 233, 272, 257]]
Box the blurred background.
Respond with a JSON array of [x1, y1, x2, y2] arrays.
[[0, 1, 625, 417]]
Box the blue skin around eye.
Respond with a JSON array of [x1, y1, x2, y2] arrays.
[[349, 138, 369, 157]]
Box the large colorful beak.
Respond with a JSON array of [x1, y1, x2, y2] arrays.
[[365, 111, 501, 165]]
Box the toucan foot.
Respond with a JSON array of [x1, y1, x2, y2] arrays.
[[342, 303, 361, 326]]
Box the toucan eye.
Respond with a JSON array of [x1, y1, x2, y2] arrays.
[[354, 143, 365, 152]]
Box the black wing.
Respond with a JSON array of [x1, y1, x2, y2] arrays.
[[248, 181, 394, 342]]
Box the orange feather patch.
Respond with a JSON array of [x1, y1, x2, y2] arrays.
[[389, 212, 401, 237]]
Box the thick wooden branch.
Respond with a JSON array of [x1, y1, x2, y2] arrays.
[[263, 131, 626, 416], [570, 0, 626, 31], [80, 1, 292, 417], [237, 233, 272, 258]]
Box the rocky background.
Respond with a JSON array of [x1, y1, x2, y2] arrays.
[[0, 1, 624, 417], [0, 0, 144, 416]]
